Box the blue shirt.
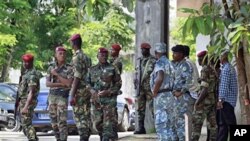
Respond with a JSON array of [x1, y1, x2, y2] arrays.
[[172, 59, 193, 94], [150, 56, 174, 92], [219, 62, 238, 107]]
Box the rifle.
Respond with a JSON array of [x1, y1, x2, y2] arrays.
[[14, 65, 24, 120], [134, 58, 141, 97]]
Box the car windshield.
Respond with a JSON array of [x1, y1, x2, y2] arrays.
[[0, 92, 15, 102]]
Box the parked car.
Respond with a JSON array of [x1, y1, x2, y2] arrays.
[[36, 77, 135, 133], [0, 78, 135, 133], [0, 108, 9, 130], [0, 87, 21, 132]]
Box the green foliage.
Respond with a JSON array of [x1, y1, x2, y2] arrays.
[[180, 2, 250, 59], [170, 17, 196, 61], [69, 7, 135, 70], [0, 0, 135, 74]]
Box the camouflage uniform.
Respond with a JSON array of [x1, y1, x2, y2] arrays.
[[18, 68, 42, 141], [109, 57, 123, 139], [71, 49, 92, 139], [191, 65, 217, 141], [47, 62, 74, 141], [150, 55, 175, 141], [172, 60, 193, 141], [88, 62, 121, 140], [135, 55, 156, 131]]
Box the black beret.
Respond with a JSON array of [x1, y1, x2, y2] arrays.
[[171, 45, 185, 54], [183, 45, 190, 56]]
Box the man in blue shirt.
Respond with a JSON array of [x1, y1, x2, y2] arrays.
[[150, 42, 175, 140], [216, 50, 238, 141]]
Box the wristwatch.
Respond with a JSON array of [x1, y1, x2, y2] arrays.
[[219, 98, 224, 102]]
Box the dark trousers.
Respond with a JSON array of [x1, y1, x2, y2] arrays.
[[216, 101, 236, 141]]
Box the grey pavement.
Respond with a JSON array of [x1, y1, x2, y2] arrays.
[[0, 132, 133, 141]]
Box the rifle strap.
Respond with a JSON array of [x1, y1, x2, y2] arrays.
[[141, 58, 151, 83]]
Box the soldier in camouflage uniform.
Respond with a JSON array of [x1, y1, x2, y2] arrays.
[[109, 44, 123, 140], [18, 53, 42, 141], [134, 43, 156, 134], [171, 45, 193, 141], [150, 43, 175, 141], [69, 34, 92, 141], [88, 48, 121, 141], [46, 46, 74, 141], [191, 51, 217, 141]]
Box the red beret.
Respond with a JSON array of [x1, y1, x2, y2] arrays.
[[98, 47, 109, 54], [197, 50, 207, 57], [69, 34, 81, 41], [22, 53, 34, 62], [111, 44, 121, 51], [141, 43, 151, 49], [55, 46, 66, 52]]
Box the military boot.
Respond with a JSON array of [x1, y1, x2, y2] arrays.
[[80, 136, 89, 141], [102, 136, 109, 141], [134, 121, 146, 134]]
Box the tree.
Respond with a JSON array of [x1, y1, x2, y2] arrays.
[[0, 0, 135, 81], [181, 1, 250, 124]]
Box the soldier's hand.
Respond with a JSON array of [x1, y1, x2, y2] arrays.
[[91, 93, 98, 103], [194, 102, 202, 111], [51, 69, 58, 77], [21, 107, 28, 114], [98, 90, 110, 97], [69, 95, 76, 106], [217, 101, 223, 109], [173, 91, 182, 98]]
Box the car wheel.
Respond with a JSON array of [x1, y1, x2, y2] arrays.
[[3, 113, 21, 132], [118, 108, 129, 132]]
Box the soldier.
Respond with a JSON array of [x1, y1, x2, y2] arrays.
[[109, 43, 123, 140], [171, 45, 193, 141], [69, 34, 92, 141], [191, 51, 217, 141], [183, 45, 200, 139], [88, 47, 121, 141], [46, 46, 73, 141], [150, 43, 175, 141], [18, 53, 42, 141], [134, 43, 156, 134]]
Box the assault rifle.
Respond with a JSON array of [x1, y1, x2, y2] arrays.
[[134, 59, 141, 97], [14, 65, 24, 120]]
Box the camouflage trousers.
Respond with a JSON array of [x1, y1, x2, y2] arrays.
[[92, 97, 116, 140], [172, 93, 191, 141], [72, 88, 91, 139], [154, 92, 175, 141], [48, 94, 68, 141], [191, 100, 217, 141], [136, 88, 154, 124], [19, 98, 38, 141]]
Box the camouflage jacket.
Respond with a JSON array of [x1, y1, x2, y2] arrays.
[[71, 49, 92, 88], [47, 62, 74, 91], [136, 55, 156, 90], [199, 65, 217, 102], [109, 57, 123, 74], [150, 56, 174, 92], [172, 59, 193, 94], [88, 62, 121, 97], [18, 68, 43, 99]]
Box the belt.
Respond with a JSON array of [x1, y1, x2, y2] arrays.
[[158, 88, 172, 93]]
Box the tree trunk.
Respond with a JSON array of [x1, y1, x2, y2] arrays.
[[0, 49, 13, 82], [235, 47, 250, 124], [243, 40, 250, 103]]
